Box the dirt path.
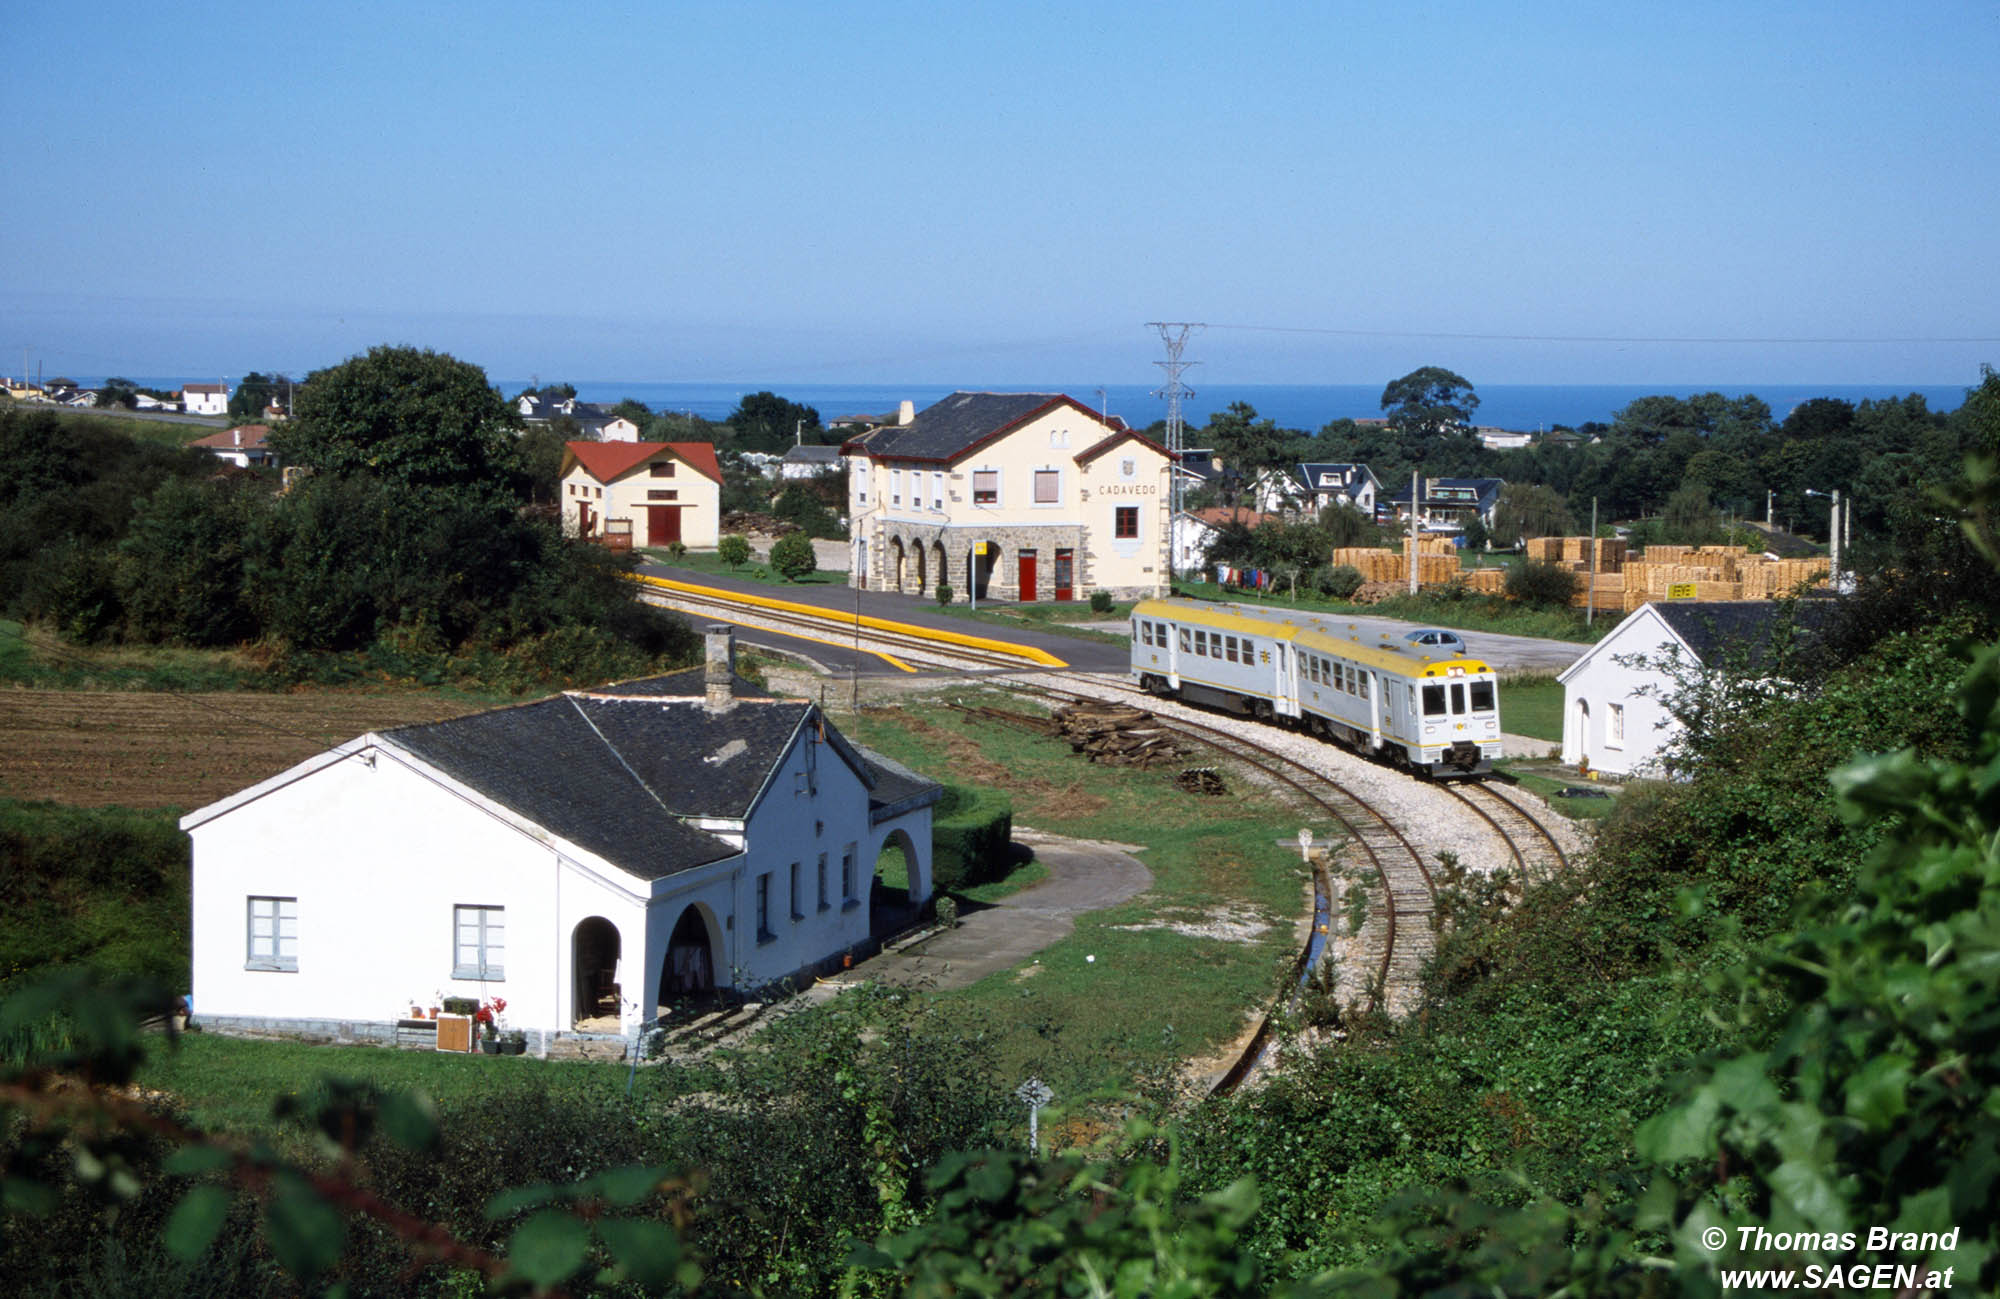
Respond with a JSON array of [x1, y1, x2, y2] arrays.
[[0, 689, 482, 809]]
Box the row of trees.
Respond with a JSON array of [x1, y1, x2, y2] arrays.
[[1191, 365, 2000, 561], [2, 346, 698, 687]]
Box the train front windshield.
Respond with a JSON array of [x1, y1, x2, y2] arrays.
[[1423, 679, 1498, 717]]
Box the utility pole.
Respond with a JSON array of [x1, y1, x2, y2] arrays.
[[1407, 471, 1420, 595], [1830, 489, 1842, 584], [1586, 498, 1599, 627], [1148, 323, 1202, 581]]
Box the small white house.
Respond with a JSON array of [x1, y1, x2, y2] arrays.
[[182, 383, 229, 416], [190, 424, 277, 468], [1558, 600, 1814, 777], [182, 631, 940, 1048]]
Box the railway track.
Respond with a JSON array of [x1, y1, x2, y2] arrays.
[[635, 581, 1580, 1091]]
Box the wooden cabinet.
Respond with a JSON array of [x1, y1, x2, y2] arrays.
[[434, 1015, 473, 1052]]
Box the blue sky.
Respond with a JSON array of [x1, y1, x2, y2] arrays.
[[4, 1, 1995, 389]]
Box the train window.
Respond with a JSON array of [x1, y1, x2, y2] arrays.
[[1309, 656, 1320, 684], [1195, 630, 1209, 656], [1450, 683, 1466, 714], [1224, 636, 1237, 663], [1359, 673, 1370, 701], [1422, 684, 1447, 717], [1470, 681, 1494, 711]]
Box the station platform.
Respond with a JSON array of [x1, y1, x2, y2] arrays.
[[632, 562, 1133, 677]]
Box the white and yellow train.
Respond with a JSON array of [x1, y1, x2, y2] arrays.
[[1128, 597, 1502, 776]]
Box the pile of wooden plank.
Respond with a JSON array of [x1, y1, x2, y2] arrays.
[[1462, 567, 1508, 595], [1050, 701, 1193, 768], [1526, 536, 1629, 570]]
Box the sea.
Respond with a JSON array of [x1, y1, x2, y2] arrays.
[[70, 377, 1970, 434], [501, 380, 1971, 434]]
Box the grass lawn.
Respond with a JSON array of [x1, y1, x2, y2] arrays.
[[641, 547, 848, 587], [841, 691, 1313, 1096], [1500, 673, 1564, 742], [136, 1032, 633, 1139], [1503, 765, 1621, 821]]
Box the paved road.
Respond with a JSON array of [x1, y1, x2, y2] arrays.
[[861, 831, 1153, 991]]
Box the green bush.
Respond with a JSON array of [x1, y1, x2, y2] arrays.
[[769, 531, 817, 581], [1316, 564, 1365, 599], [935, 581, 954, 606], [718, 534, 751, 570], [1089, 590, 1115, 613], [930, 784, 1013, 892], [1504, 559, 1579, 609]]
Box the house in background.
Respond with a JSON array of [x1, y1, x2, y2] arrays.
[[520, 394, 643, 441], [561, 440, 722, 549], [1172, 506, 1280, 575], [845, 392, 1173, 603], [1557, 600, 1821, 777], [1293, 462, 1381, 515], [182, 383, 229, 416], [1383, 476, 1506, 532], [182, 631, 942, 1049], [191, 424, 278, 468], [778, 443, 843, 480]]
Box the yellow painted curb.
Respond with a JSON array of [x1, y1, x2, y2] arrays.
[[630, 574, 1069, 667]]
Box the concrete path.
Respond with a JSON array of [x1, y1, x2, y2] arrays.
[[861, 831, 1153, 991]]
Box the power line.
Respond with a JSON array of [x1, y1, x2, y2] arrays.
[[1147, 323, 1203, 573], [1204, 321, 2000, 346]]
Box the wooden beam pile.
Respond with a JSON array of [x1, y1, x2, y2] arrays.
[[1050, 701, 1193, 767]]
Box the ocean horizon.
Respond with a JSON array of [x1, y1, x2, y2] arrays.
[[61, 376, 1972, 434], [521, 380, 1972, 434]]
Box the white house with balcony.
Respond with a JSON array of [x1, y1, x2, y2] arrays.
[[843, 392, 1174, 602], [181, 631, 940, 1050]]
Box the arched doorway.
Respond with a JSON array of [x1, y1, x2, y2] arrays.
[[932, 542, 948, 597], [657, 904, 717, 1011], [1573, 699, 1591, 766], [969, 543, 994, 601], [913, 542, 928, 594], [571, 916, 621, 1027], [891, 538, 906, 591], [869, 826, 931, 936]]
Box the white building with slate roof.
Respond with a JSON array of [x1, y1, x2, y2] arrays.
[[843, 392, 1174, 604], [1557, 600, 1822, 777], [182, 630, 940, 1048]]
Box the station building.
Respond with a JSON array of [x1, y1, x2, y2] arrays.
[[843, 392, 1174, 603]]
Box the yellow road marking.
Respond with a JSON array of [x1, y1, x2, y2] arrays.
[[631, 575, 1068, 667]]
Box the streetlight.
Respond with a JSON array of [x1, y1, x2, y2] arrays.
[[1803, 489, 1843, 585]]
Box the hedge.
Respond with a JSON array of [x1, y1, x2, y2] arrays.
[[930, 784, 1013, 892]]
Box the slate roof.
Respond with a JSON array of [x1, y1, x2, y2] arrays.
[[781, 444, 842, 464], [376, 673, 938, 881], [844, 391, 1079, 463], [1296, 462, 1377, 492], [1652, 600, 1830, 672]]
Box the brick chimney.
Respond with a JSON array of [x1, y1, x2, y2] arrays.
[[704, 624, 736, 712]]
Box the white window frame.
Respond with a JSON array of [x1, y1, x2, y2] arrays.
[[1033, 468, 1061, 506], [891, 468, 902, 507], [246, 895, 297, 972], [972, 468, 1000, 505], [1607, 701, 1625, 749], [452, 904, 505, 981], [931, 470, 944, 512]]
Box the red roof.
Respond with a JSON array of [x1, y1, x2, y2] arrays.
[[191, 424, 271, 450], [564, 441, 722, 484], [1190, 506, 1278, 529]]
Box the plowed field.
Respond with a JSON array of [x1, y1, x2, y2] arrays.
[[0, 689, 484, 809]]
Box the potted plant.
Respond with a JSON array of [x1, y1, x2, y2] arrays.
[[502, 1029, 528, 1056], [475, 997, 508, 1055]]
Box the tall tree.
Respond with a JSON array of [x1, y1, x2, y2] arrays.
[[271, 346, 522, 497], [728, 391, 821, 453], [1380, 366, 1479, 436]]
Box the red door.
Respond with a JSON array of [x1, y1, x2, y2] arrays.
[[1017, 550, 1037, 602], [1053, 548, 1074, 601], [647, 506, 681, 546], [578, 502, 595, 536]]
